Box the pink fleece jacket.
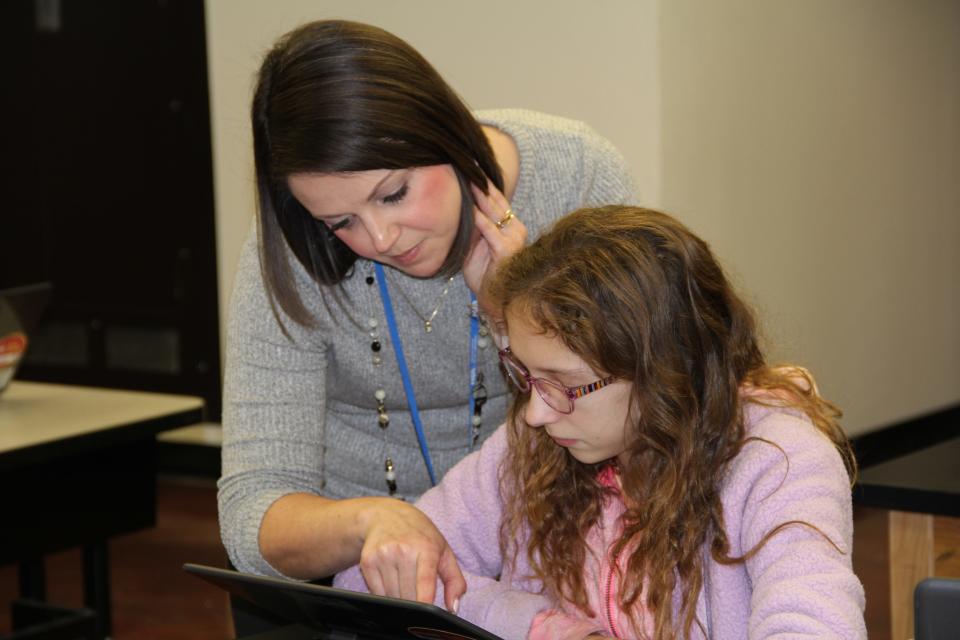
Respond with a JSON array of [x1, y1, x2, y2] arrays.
[[335, 402, 866, 639]]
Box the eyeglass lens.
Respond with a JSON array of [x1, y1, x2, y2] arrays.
[[501, 356, 530, 391], [501, 355, 573, 414]]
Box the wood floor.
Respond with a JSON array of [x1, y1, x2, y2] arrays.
[[0, 477, 955, 639]]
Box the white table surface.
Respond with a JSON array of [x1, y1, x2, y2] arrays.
[[0, 380, 204, 454]]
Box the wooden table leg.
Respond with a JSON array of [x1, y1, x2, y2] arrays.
[[889, 510, 934, 640]]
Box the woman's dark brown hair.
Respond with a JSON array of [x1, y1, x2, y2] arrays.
[[487, 205, 855, 638], [252, 20, 504, 326]]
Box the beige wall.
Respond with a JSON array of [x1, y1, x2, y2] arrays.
[[659, 0, 960, 435], [205, 1, 960, 436]]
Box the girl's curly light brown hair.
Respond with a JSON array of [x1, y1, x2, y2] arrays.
[[486, 205, 855, 639]]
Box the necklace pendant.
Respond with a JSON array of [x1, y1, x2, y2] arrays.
[[385, 458, 397, 496], [424, 320, 433, 333]]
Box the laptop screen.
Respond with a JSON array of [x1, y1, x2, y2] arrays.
[[0, 282, 52, 393]]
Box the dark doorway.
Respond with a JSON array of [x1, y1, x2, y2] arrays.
[[0, 0, 221, 418]]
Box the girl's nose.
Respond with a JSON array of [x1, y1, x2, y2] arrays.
[[523, 387, 560, 427]]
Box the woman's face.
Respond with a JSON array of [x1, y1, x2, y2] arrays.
[[506, 307, 635, 466], [288, 165, 463, 278]]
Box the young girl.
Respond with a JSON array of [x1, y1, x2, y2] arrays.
[[335, 205, 866, 639]]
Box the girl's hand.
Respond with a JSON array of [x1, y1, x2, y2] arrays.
[[462, 180, 528, 319], [357, 497, 466, 613]]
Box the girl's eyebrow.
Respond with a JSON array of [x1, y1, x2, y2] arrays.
[[521, 359, 592, 378], [538, 366, 592, 378], [507, 346, 591, 378]]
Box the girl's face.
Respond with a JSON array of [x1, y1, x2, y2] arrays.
[[288, 165, 463, 278], [506, 308, 635, 466]]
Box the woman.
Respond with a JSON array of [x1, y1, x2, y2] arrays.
[[336, 206, 866, 639], [217, 18, 639, 607]]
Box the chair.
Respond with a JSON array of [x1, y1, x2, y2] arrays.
[[915, 577, 960, 640]]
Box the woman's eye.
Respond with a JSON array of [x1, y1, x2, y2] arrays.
[[327, 218, 352, 232], [382, 183, 409, 204]]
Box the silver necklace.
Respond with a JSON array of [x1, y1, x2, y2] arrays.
[[389, 273, 456, 333]]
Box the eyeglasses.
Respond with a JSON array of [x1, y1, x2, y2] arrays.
[[498, 347, 616, 414]]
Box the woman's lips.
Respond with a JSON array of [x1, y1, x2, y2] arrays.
[[392, 242, 422, 266], [550, 436, 578, 447]]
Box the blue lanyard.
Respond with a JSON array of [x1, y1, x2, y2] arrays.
[[374, 263, 479, 486], [467, 297, 480, 450]]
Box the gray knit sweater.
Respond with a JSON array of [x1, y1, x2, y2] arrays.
[[218, 109, 639, 576]]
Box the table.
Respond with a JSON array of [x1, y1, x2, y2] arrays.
[[854, 436, 960, 640], [0, 381, 204, 639]]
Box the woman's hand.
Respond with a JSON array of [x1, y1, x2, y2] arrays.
[[462, 180, 527, 319], [357, 497, 466, 613]]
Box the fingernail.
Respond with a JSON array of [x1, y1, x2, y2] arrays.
[[452, 597, 460, 615]]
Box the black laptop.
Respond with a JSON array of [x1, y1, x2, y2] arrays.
[[0, 282, 52, 394], [183, 563, 505, 640]]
